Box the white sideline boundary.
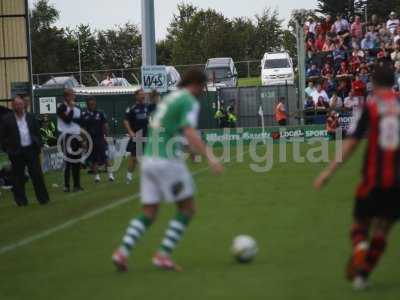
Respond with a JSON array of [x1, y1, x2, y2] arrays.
[[0, 166, 211, 255]]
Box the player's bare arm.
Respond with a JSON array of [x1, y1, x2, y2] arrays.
[[183, 127, 224, 174], [314, 138, 360, 190], [123, 119, 135, 138]]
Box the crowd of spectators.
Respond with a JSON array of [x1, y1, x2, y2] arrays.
[[303, 11, 400, 118]]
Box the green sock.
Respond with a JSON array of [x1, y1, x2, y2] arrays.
[[121, 214, 153, 256], [159, 213, 191, 255]]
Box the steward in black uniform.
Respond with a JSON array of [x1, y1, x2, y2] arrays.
[[82, 97, 114, 182], [124, 89, 155, 183]]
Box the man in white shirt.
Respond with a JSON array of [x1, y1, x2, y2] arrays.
[[332, 15, 350, 33], [344, 91, 360, 112], [387, 12, 400, 34], [305, 81, 316, 99], [305, 17, 317, 35], [311, 84, 329, 105], [0, 96, 49, 206]]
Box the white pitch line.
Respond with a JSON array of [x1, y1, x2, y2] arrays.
[[0, 166, 211, 255]]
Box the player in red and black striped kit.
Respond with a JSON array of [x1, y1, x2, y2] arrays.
[[314, 65, 400, 290]]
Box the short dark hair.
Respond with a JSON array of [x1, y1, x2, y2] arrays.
[[372, 65, 395, 88], [133, 88, 144, 98], [178, 69, 207, 88], [14, 94, 25, 101]]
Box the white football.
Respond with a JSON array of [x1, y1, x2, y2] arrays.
[[231, 235, 258, 263]]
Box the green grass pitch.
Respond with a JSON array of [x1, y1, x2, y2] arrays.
[[0, 143, 399, 300], [238, 77, 261, 87]]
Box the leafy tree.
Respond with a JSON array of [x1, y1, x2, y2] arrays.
[[318, 0, 400, 21], [288, 9, 319, 29], [317, 0, 353, 17], [71, 25, 99, 72], [156, 39, 173, 66], [30, 0, 76, 77], [166, 5, 236, 65], [363, 0, 400, 20], [282, 30, 297, 59], [252, 8, 284, 58], [165, 5, 284, 65], [231, 17, 257, 60], [95, 23, 141, 70]]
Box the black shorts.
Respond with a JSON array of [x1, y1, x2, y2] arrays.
[[126, 140, 146, 157], [88, 139, 108, 165], [354, 188, 400, 221]]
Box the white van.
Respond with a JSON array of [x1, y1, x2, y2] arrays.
[[261, 52, 295, 86], [205, 57, 238, 88]]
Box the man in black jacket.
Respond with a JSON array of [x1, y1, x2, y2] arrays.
[[0, 96, 49, 206]]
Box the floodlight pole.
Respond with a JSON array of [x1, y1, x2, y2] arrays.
[[141, 0, 157, 66], [77, 33, 83, 84], [296, 21, 306, 125]]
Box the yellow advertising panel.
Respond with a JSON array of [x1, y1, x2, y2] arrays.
[[0, 0, 31, 102]]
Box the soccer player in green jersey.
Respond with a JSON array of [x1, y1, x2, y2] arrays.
[[112, 70, 224, 271]]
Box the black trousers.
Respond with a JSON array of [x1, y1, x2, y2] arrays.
[[9, 147, 49, 206], [278, 119, 287, 126], [62, 134, 82, 189]]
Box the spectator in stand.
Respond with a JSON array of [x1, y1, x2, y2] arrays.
[[391, 42, 400, 68], [359, 65, 370, 84], [316, 96, 329, 110], [312, 84, 329, 105], [377, 44, 392, 64], [320, 15, 333, 34], [395, 65, 400, 87], [387, 11, 400, 34], [337, 79, 350, 100], [326, 111, 340, 140], [315, 33, 326, 51], [352, 74, 367, 104], [304, 25, 314, 41], [352, 74, 366, 94], [330, 92, 343, 110], [368, 14, 381, 30], [332, 14, 350, 35], [333, 42, 347, 70], [344, 91, 360, 111], [306, 37, 317, 54], [305, 17, 317, 36], [350, 51, 363, 73], [307, 64, 320, 77], [302, 12, 400, 126], [304, 96, 315, 110], [305, 81, 316, 98], [351, 15, 364, 41], [352, 43, 365, 59], [337, 61, 351, 77], [379, 28, 392, 45], [321, 63, 334, 78], [322, 38, 335, 52], [393, 28, 400, 45], [324, 73, 338, 97], [361, 33, 378, 50]]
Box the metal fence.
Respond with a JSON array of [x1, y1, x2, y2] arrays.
[[32, 60, 262, 86], [218, 85, 300, 128]]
